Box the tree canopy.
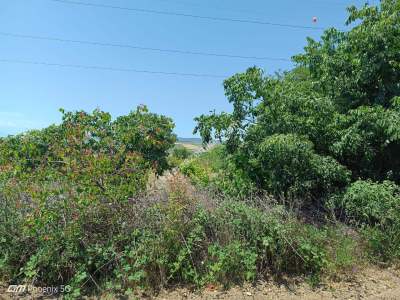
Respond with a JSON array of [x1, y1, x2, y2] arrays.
[[194, 0, 400, 202]]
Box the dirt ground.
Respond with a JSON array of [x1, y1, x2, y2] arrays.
[[1, 266, 399, 300], [153, 266, 400, 300]]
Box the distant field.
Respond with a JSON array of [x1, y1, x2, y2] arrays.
[[176, 142, 203, 152], [177, 137, 203, 152], [177, 137, 202, 144], [176, 137, 219, 153]]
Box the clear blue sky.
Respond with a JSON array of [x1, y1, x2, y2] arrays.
[[0, 0, 370, 137]]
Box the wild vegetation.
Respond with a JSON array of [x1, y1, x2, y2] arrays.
[[194, 0, 400, 261], [0, 1, 399, 298]]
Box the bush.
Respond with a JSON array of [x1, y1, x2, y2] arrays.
[[341, 180, 400, 226], [0, 107, 177, 295], [167, 145, 193, 167], [180, 146, 255, 198], [255, 134, 350, 204], [180, 159, 210, 187], [116, 196, 356, 291], [212, 161, 256, 198], [339, 180, 400, 261], [193, 1, 400, 210], [112, 105, 177, 173], [171, 145, 192, 160]]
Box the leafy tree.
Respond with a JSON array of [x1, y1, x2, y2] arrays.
[[0, 106, 176, 202], [194, 0, 400, 204], [331, 105, 400, 182], [114, 105, 176, 173], [294, 0, 400, 111]]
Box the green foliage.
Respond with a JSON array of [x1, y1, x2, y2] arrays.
[[210, 201, 331, 275], [0, 106, 176, 294], [255, 134, 350, 202], [212, 161, 256, 198], [294, 0, 400, 111], [2, 1, 400, 296], [180, 158, 211, 187], [116, 197, 355, 291], [1, 167, 358, 294], [206, 241, 258, 285], [167, 144, 193, 167], [340, 180, 400, 226], [171, 145, 192, 160], [194, 1, 400, 210], [361, 225, 400, 262], [331, 106, 400, 182], [0, 106, 176, 199], [338, 180, 400, 261], [392, 96, 400, 111], [180, 146, 256, 198], [114, 105, 177, 173]]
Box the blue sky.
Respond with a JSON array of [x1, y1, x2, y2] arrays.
[[0, 0, 371, 137]]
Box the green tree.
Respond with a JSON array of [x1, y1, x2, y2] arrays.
[[294, 0, 400, 111], [194, 0, 400, 202], [114, 105, 176, 173]]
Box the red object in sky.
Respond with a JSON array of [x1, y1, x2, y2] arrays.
[[312, 16, 318, 23]]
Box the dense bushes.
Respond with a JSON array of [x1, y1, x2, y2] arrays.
[[114, 106, 177, 172], [195, 1, 400, 188], [114, 187, 358, 291], [0, 106, 177, 296], [1, 170, 358, 296], [0, 106, 176, 176], [194, 0, 400, 262], [331, 106, 400, 182]]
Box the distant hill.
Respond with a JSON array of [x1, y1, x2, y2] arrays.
[[177, 137, 202, 145]]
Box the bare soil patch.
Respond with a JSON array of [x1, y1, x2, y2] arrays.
[[1, 266, 399, 299]]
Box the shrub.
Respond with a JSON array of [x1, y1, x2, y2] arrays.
[[171, 145, 192, 160], [341, 180, 400, 226], [255, 134, 350, 204], [361, 225, 400, 262], [193, 1, 400, 209], [179, 146, 255, 198], [339, 180, 400, 261], [0, 166, 361, 296], [294, 1, 400, 111], [206, 241, 258, 286], [113, 106, 176, 173], [210, 201, 330, 276], [180, 159, 210, 187], [0, 107, 177, 295], [116, 197, 346, 291], [212, 161, 256, 198], [167, 145, 193, 167]]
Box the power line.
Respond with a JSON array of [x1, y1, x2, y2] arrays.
[[46, 0, 326, 30], [0, 58, 226, 78], [138, 0, 280, 18], [147, 0, 355, 15], [0, 31, 291, 62]]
